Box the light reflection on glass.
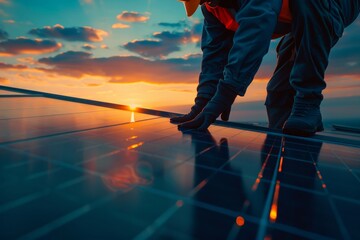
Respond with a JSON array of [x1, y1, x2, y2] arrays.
[[176, 200, 184, 207], [236, 216, 245, 227], [252, 149, 272, 191], [278, 156, 284, 172], [269, 180, 281, 223], [127, 142, 144, 150], [126, 136, 138, 141], [130, 111, 135, 123], [102, 162, 153, 192]]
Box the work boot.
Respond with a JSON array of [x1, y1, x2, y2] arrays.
[[282, 99, 324, 136]]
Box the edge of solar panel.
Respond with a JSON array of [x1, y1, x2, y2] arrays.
[[1, 85, 359, 148]]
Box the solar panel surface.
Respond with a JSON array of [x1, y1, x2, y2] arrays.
[[0, 87, 359, 240]]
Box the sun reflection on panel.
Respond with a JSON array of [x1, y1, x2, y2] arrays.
[[102, 164, 153, 193], [236, 216, 245, 227], [127, 142, 144, 150], [130, 111, 135, 123], [269, 180, 281, 223]]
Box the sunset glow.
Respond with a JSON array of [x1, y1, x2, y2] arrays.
[[1, 0, 359, 113]]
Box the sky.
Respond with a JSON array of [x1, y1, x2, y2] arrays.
[[0, 0, 360, 109]]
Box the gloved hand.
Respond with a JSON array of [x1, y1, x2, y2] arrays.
[[178, 81, 237, 131], [170, 97, 209, 124]]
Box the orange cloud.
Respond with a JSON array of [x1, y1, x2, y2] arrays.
[[112, 23, 130, 29], [116, 11, 149, 23], [0, 37, 62, 56], [82, 43, 96, 50], [86, 83, 102, 87], [0, 62, 28, 69], [17, 57, 38, 65], [0, 76, 9, 83]]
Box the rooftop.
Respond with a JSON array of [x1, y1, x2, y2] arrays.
[[0, 86, 359, 240]]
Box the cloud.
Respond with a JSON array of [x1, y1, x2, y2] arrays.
[[86, 83, 102, 87], [0, 37, 62, 56], [158, 20, 189, 29], [0, 0, 9, 4], [0, 29, 8, 40], [3, 20, 15, 24], [80, 0, 93, 4], [326, 22, 360, 76], [116, 11, 149, 23], [17, 57, 38, 65], [0, 9, 7, 17], [122, 20, 202, 58], [82, 43, 96, 50], [0, 62, 28, 69], [101, 44, 108, 49], [112, 23, 130, 29], [123, 30, 194, 58], [123, 39, 179, 58], [28, 24, 108, 42], [37, 51, 201, 83], [0, 77, 9, 83]]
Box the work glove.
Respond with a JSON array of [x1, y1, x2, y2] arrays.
[[170, 97, 209, 124], [178, 81, 237, 131]]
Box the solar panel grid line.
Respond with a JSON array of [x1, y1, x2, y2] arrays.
[[185, 148, 245, 197], [3, 118, 170, 156], [269, 222, 335, 240], [311, 169, 352, 240], [17, 195, 115, 240], [307, 144, 352, 240], [0, 188, 52, 214], [275, 181, 327, 196], [332, 194, 360, 205], [0, 108, 115, 121], [332, 150, 360, 183], [133, 202, 182, 240], [2, 159, 29, 169], [255, 137, 283, 240], [261, 139, 346, 240], [0, 145, 104, 178], [0, 174, 88, 214], [0, 116, 160, 146], [25, 167, 63, 181]]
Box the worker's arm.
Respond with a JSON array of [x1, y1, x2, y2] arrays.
[[197, 4, 234, 100], [223, 0, 282, 95], [171, 4, 234, 124], [178, 0, 282, 130]]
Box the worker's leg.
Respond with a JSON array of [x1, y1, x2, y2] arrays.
[[283, 0, 344, 136], [265, 34, 296, 129]]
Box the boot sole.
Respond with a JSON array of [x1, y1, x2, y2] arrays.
[[283, 124, 324, 137]]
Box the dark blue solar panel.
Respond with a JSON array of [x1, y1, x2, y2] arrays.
[[0, 92, 359, 240]]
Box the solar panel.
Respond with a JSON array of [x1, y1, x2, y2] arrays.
[[0, 87, 359, 240]]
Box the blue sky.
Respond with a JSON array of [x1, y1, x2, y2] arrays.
[[0, 0, 359, 108]]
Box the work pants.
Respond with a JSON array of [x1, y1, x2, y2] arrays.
[[265, 0, 359, 129]]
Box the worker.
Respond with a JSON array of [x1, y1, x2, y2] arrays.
[[170, 0, 360, 136]]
